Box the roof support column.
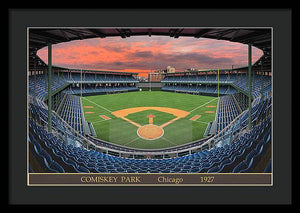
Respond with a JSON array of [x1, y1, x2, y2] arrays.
[[44, 67, 47, 89], [248, 44, 252, 130], [217, 69, 219, 98], [261, 61, 264, 102], [81, 69, 82, 97], [34, 59, 37, 105], [47, 43, 52, 132]]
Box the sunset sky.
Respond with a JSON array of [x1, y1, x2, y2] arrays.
[[37, 36, 263, 77]]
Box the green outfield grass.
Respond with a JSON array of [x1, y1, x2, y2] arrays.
[[81, 91, 218, 149]]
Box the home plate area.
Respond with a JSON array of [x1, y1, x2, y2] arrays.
[[111, 107, 190, 141], [137, 124, 164, 140]]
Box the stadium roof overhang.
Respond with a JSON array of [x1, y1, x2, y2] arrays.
[[29, 28, 271, 72], [49, 65, 139, 75]]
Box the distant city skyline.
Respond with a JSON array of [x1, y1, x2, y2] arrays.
[[37, 36, 263, 77]]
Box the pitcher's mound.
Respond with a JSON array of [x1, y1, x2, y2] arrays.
[[137, 124, 164, 140]]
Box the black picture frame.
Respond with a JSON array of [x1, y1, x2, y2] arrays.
[[8, 8, 292, 205]]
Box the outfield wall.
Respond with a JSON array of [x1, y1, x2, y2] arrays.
[[140, 87, 161, 91], [163, 89, 224, 97], [77, 89, 139, 97], [137, 82, 162, 87]]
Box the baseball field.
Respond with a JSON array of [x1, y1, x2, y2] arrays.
[[81, 91, 218, 150]]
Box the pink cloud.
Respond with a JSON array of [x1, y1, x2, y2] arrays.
[[37, 35, 263, 75]]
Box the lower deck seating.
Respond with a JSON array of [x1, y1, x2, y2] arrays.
[[58, 94, 85, 135], [215, 95, 240, 133]]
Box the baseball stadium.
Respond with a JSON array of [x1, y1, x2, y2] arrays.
[[28, 28, 272, 174]]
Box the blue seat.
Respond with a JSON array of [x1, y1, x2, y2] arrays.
[[232, 161, 248, 173], [51, 161, 65, 173], [56, 150, 69, 162], [182, 165, 191, 170], [202, 162, 211, 169], [171, 167, 181, 173], [115, 167, 126, 173], [251, 144, 265, 169], [39, 149, 53, 164], [207, 165, 220, 173], [63, 158, 78, 170], [264, 160, 272, 173], [43, 158, 58, 173], [76, 158, 87, 164], [240, 158, 254, 173], [76, 165, 90, 173], [229, 151, 239, 161], [126, 169, 137, 173], [96, 167, 108, 173], [190, 166, 202, 173], [245, 149, 257, 164], [218, 158, 234, 173]]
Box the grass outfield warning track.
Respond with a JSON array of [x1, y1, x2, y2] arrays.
[[81, 91, 218, 149]]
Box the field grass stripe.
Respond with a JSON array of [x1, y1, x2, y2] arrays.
[[189, 97, 219, 113], [189, 120, 209, 125], [161, 137, 178, 146], [92, 119, 109, 125], [122, 137, 140, 146], [82, 97, 113, 113]]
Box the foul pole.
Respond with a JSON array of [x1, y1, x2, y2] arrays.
[[149, 69, 152, 92]]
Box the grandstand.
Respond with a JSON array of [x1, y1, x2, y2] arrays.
[[29, 69, 139, 98], [161, 70, 271, 99], [28, 28, 272, 174]]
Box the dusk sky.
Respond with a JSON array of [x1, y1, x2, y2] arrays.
[[37, 36, 263, 77]]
